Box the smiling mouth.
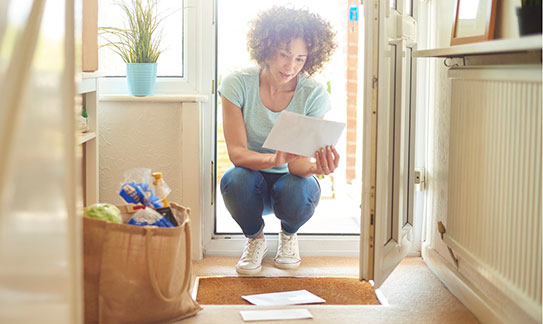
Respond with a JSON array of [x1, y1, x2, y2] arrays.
[[279, 72, 291, 79]]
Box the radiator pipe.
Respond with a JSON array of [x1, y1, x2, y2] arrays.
[[437, 221, 459, 268]]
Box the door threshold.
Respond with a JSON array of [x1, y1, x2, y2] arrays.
[[204, 235, 360, 257]]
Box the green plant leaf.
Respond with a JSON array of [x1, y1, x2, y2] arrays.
[[99, 0, 168, 63]]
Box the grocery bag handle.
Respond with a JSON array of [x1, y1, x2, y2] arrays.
[[145, 218, 192, 302]]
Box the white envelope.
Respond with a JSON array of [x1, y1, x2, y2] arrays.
[[240, 309, 313, 322], [262, 111, 346, 157], [242, 289, 325, 306]]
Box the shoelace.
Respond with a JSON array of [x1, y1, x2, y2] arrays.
[[278, 235, 298, 258], [241, 238, 262, 261]]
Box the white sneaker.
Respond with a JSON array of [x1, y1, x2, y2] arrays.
[[236, 236, 267, 275], [274, 232, 301, 269]]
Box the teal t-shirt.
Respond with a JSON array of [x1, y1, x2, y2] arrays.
[[219, 67, 331, 173]]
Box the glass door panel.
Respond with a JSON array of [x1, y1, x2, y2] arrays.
[[215, 0, 363, 235]]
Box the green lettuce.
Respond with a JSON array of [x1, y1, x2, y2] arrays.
[[84, 203, 122, 223]]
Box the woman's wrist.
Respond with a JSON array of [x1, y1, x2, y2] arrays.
[[288, 158, 316, 178], [230, 150, 282, 170], [269, 153, 281, 168]]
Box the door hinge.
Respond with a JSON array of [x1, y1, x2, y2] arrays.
[[370, 213, 374, 225], [372, 76, 378, 89], [211, 80, 215, 94]]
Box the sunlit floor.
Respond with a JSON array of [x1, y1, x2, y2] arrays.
[[182, 257, 480, 324], [215, 180, 361, 234]]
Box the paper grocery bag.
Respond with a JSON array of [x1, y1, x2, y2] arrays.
[[83, 203, 202, 324]]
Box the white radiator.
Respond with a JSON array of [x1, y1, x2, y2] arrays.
[[446, 66, 541, 320]]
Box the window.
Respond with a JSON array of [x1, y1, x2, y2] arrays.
[[98, 0, 184, 77]]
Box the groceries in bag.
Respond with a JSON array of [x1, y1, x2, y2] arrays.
[[127, 206, 174, 227], [118, 168, 178, 227], [152, 171, 178, 226]]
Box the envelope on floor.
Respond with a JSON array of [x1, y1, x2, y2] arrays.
[[241, 289, 325, 306], [240, 309, 313, 321]]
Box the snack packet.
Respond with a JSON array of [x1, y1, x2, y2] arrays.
[[119, 168, 162, 208], [127, 207, 174, 227]]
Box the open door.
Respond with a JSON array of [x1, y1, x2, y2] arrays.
[[360, 0, 417, 287], [0, 0, 81, 322]]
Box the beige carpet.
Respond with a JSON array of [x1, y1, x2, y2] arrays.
[[196, 277, 380, 305], [176, 257, 479, 324]]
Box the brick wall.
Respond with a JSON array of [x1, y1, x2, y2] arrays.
[[345, 4, 359, 183], [216, 122, 232, 184]]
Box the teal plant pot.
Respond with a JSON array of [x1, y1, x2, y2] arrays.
[[126, 63, 157, 97]]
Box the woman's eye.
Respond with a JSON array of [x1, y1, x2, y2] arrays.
[[297, 58, 306, 63], [280, 53, 289, 58]]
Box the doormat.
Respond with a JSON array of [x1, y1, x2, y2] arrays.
[[195, 277, 380, 305]]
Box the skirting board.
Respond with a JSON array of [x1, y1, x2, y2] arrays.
[[422, 246, 539, 324]]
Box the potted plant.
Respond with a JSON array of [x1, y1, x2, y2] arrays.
[[100, 0, 166, 96], [517, 0, 542, 36]]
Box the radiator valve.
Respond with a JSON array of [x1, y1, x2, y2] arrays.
[[437, 221, 459, 269]]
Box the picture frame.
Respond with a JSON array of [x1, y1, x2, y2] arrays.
[[450, 0, 497, 45]]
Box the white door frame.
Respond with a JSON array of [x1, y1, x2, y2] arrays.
[[201, 0, 427, 260], [202, 1, 362, 258]]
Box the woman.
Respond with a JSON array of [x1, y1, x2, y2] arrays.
[[219, 6, 338, 275]]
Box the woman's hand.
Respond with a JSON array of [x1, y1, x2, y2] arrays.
[[274, 151, 299, 167], [287, 147, 339, 178], [311, 146, 340, 175]]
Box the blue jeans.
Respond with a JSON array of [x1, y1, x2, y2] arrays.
[[220, 167, 321, 238]]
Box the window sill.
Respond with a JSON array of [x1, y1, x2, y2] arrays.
[[99, 94, 209, 103]]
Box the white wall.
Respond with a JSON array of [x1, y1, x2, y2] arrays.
[[410, 0, 431, 255], [98, 96, 208, 260], [495, 0, 522, 39], [425, 0, 455, 260]]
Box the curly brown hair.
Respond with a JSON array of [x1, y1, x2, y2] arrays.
[[247, 6, 337, 76]]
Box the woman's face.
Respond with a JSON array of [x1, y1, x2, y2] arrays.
[[266, 38, 308, 85]]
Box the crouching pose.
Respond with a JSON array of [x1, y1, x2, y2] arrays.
[[219, 6, 339, 275]]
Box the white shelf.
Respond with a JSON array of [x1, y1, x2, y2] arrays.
[[76, 71, 103, 94], [77, 131, 96, 145], [76, 71, 100, 206], [77, 77, 97, 94], [81, 71, 103, 79], [414, 35, 542, 58]]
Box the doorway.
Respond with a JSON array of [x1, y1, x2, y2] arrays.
[[214, 1, 365, 236]]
